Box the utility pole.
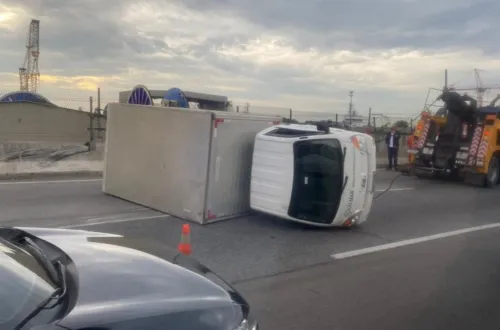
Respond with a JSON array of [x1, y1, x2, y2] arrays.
[[348, 91, 354, 129], [368, 107, 372, 127], [96, 87, 102, 140], [89, 96, 96, 152]]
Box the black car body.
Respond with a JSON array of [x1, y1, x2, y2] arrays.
[[0, 227, 257, 330]]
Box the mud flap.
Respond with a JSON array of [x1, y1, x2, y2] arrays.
[[463, 171, 486, 187]]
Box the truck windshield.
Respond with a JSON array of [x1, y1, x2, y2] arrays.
[[0, 238, 60, 329], [288, 138, 344, 224]]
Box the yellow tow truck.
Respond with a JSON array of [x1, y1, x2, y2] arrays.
[[410, 91, 500, 187]]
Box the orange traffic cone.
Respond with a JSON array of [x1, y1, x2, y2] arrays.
[[178, 224, 192, 256]]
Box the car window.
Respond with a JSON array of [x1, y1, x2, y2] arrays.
[[0, 238, 58, 329], [265, 127, 324, 137]]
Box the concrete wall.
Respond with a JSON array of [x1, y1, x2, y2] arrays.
[[0, 102, 90, 143], [0, 102, 106, 158]]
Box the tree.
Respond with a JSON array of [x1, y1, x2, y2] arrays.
[[394, 120, 409, 129]]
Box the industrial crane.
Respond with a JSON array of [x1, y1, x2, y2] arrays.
[[449, 69, 500, 107], [19, 19, 40, 93]]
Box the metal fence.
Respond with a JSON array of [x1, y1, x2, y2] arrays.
[[231, 103, 420, 133]]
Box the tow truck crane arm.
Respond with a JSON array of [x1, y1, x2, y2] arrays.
[[437, 90, 477, 125], [489, 94, 500, 107]]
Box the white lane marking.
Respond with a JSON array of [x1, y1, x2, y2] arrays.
[[77, 208, 152, 220], [375, 188, 413, 192], [59, 214, 168, 229], [331, 223, 500, 260], [0, 179, 102, 185]]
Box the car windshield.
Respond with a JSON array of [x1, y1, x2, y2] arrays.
[[288, 138, 344, 224], [0, 238, 58, 329]]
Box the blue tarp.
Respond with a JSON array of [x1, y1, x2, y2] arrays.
[[163, 87, 189, 108]]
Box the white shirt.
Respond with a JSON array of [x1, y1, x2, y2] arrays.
[[389, 133, 395, 148]]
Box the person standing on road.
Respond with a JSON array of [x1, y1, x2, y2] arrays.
[[385, 126, 401, 170]]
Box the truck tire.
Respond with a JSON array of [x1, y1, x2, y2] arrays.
[[484, 156, 499, 188]]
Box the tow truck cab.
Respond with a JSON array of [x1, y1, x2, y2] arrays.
[[412, 95, 500, 187]]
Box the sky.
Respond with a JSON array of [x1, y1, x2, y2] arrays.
[[1, 0, 500, 118]]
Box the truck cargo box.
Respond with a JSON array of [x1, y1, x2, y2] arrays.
[[103, 103, 280, 224]]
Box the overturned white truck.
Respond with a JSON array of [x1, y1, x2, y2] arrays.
[[250, 123, 376, 227]]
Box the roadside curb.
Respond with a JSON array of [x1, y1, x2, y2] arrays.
[[0, 171, 103, 181]]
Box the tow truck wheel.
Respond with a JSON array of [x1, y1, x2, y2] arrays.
[[485, 156, 499, 188]]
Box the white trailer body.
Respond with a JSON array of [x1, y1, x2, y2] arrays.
[[103, 103, 280, 224]]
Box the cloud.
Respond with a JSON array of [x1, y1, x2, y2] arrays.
[[1, 0, 500, 120]]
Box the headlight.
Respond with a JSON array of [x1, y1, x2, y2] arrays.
[[234, 317, 258, 330], [234, 319, 249, 330]]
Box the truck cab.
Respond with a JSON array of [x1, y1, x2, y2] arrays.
[[250, 123, 376, 227]]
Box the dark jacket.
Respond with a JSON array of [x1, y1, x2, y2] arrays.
[[385, 131, 401, 148]]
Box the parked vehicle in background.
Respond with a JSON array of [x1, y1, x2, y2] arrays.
[[0, 226, 258, 330]]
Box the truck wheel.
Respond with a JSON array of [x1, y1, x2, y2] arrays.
[[485, 157, 499, 188]]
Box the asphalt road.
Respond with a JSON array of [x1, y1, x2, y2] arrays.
[[237, 228, 500, 330], [1, 172, 500, 329]]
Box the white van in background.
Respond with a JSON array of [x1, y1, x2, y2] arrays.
[[250, 124, 376, 227]]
